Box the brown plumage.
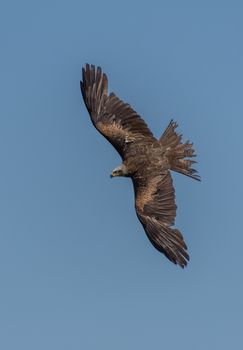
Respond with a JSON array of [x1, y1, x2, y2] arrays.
[[80, 64, 200, 268]]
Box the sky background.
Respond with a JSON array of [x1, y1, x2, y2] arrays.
[[1, 1, 243, 349]]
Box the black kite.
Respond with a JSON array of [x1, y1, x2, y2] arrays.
[[80, 64, 200, 268]]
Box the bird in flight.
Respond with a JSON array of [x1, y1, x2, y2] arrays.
[[80, 64, 200, 268]]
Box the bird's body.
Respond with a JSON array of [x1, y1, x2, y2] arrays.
[[80, 64, 200, 268], [115, 141, 166, 176]]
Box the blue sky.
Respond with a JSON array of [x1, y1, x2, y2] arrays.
[[1, 1, 243, 349]]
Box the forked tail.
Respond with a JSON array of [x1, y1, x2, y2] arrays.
[[159, 120, 200, 181]]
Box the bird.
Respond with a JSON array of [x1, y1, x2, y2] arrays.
[[80, 64, 200, 268]]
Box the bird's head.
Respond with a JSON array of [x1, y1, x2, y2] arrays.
[[110, 163, 129, 178]]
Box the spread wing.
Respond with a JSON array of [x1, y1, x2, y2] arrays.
[[80, 64, 156, 159], [133, 171, 189, 268]]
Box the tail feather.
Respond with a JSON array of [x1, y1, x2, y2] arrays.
[[160, 120, 200, 181]]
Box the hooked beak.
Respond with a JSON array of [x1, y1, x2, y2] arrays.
[[110, 170, 116, 178]]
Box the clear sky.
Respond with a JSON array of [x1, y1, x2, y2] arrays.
[[1, 1, 243, 349]]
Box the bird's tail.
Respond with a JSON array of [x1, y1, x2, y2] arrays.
[[159, 120, 200, 181]]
